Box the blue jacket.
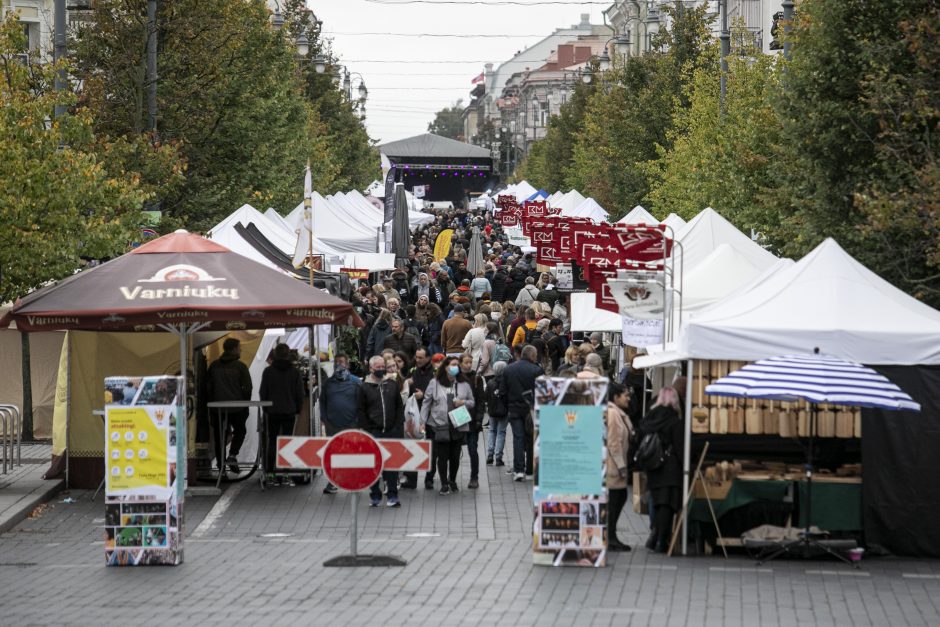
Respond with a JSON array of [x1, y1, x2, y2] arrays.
[[320, 373, 361, 429]]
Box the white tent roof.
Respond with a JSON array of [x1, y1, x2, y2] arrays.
[[264, 208, 295, 235], [208, 204, 296, 255], [570, 292, 622, 333], [346, 189, 435, 228], [289, 192, 381, 254], [565, 197, 608, 223], [547, 191, 565, 206], [617, 205, 658, 225], [513, 180, 537, 202], [552, 189, 586, 213], [678, 238, 940, 365], [660, 213, 687, 233], [681, 244, 764, 314], [677, 207, 777, 274]]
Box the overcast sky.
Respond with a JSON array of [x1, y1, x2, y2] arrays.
[[311, 0, 607, 144]]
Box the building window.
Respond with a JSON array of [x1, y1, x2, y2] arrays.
[[20, 20, 40, 51]]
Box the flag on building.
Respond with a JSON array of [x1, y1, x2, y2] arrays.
[[471, 72, 484, 84]]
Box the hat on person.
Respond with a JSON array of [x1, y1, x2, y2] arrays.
[[431, 353, 446, 365]]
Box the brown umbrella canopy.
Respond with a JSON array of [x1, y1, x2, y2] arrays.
[[0, 230, 362, 332]]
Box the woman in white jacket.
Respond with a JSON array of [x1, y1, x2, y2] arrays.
[[461, 313, 489, 372]]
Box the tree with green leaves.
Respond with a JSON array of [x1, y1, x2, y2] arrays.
[[427, 100, 465, 140], [645, 31, 781, 236], [565, 2, 713, 219], [0, 14, 164, 303]]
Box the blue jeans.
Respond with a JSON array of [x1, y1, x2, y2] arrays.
[[486, 415, 508, 461], [370, 470, 399, 502], [465, 431, 480, 480]]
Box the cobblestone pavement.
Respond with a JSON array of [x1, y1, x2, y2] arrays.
[[1, 437, 940, 626]]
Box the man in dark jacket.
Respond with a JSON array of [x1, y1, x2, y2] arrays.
[[259, 343, 305, 484], [544, 318, 566, 375], [505, 267, 525, 304], [383, 318, 418, 359], [358, 355, 405, 507], [502, 345, 543, 481], [319, 353, 361, 494], [459, 353, 487, 489], [490, 267, 508, 303], [207, 338, 253, 475]]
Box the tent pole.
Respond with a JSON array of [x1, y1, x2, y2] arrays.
[[681, 358, 694, 556], [177, 324, 188, 501], [311, 325, 319, 436]]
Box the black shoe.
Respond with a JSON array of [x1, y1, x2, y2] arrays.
[[609, 539, 632, 552], [226, 455, 240, 475], [323, 483, 338, 495], [495, 459, 505, 467], [439, 486, 450, 495], [449, 481, 459, 493], [424, 479, 434, 490], [485, 456, 494, 465], [468, 478, 479, 489], [399, 481, 417, 490], [645, 529, 657, 551]]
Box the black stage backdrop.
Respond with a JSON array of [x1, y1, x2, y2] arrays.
[[862, 365, 940, 557]]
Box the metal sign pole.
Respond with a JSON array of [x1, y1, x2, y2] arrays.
[[350, 492, 358, 557]]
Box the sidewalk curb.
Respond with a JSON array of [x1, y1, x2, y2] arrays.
[[0, 478, 65, 535]]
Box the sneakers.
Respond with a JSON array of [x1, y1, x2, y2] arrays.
[[505, 468, 515, 475], [494, 459, 505, 467], [369, 498, 381, 507], [485, 456, 494, 466], [468, 478, 479, 489], [322, 483, 338, 495], [399, 480, 417, 489], [386, 498, 401, 508], [449, 482, 459, 493], [513, 472, 525, 481], [524, 474, 534, 481], [424, 478, 435, 490], [608, 540, 632, 552], [439, 485, 451, 495], [226, 455, 239, 475]]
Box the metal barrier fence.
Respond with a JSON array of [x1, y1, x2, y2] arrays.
[[0, 404, 22, 474]]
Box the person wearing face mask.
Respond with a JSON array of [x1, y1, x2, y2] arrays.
[[419, 356, 475, 495], [319, 353, 362, 494], [358, 356, 406, 507], [458, 352, 487, 489]]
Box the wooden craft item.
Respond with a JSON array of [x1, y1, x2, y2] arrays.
[[778, 401, 793, 437], [762, 400, 778, 435], [797, 402, 809, 437], [718, 388, 729, 434], [730, 397, 745, 434], [853, 408, 862, 438], [818, 404, 836, 437], [745, 398, 763, 434], [709, 361, 723, 433], [835, 405, 854, 438]]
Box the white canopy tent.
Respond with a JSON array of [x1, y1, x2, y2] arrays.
[[617, 205, 658, 225], [289, 192, 383, 254], [264, 207, 296, 236], [570, 292, 622, 333], [676, 207, 777, 274], [678, 238, 940, 364], [546, 191, 565, 206], [552, 189, 587, 213], [565, 197, 609, 223], [513, 180, 537, 202], [661, 213, 687, 233], [209, 204, 296, 255]]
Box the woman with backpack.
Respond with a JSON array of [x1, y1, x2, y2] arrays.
[[605, 383, 634, 551], [461, 313, 489, 372], [636, 386, 684, 553]]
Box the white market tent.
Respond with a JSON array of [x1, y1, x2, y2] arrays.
[[347, 189, 435, 228], [513, 180, 537, 202], [264, 207, 296, 236], [289, 192, 381, 254], [661, 213, 687, 233], [676, 207, 777, 274], [570, 292, 622, 333], [209, 204, 296, 255], [547, 191, 565, 206], [680, 243, 766, 315], [565, 197, 609, 223], [552, 189, 587, 213], [617, 205, 658, 225], [678, 238, 940, 365]]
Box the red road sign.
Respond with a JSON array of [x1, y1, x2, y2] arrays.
[[277, 435, 431, 473], [322, 431, 383, 491]]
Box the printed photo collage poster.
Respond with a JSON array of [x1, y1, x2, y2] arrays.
[[533, 376, 609, 567], [104, 376, 184, 566]]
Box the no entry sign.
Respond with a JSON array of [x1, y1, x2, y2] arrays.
[[322, 432, 383, 492], [277, 434, 431, 476]]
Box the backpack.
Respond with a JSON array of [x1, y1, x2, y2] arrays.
[[632, 430, 668, 472], [522, 324, 541, 345], [490, 339, 512, 367]]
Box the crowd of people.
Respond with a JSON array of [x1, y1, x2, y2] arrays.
[[207, 204, 686, 553]]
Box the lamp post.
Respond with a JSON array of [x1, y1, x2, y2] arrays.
[[782, 0, 794, 60], [718, 0, 730, 109]]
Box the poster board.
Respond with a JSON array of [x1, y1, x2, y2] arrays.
[[104, 375, 184, 566], [533, 376, 609, 567]]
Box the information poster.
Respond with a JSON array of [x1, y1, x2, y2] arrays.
[[103, 376, 184, 567], [532, 377, 609, 568], [539, 406, 603, 495]]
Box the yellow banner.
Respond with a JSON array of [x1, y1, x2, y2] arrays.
[[106, 406, 169, 493], [434, 229, 454, 261]]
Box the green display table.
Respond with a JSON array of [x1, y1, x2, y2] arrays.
[[690, 478, 862, 533]]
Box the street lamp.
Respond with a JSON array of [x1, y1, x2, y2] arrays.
[[296, 32, 310, 58], [312, 54, 327, 74], [580, 65, 593, 84]]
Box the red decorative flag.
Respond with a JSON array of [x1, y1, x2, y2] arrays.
[[471, 72, 485, 84]]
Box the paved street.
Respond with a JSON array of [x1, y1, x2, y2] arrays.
[[2, 438, 940, 627]]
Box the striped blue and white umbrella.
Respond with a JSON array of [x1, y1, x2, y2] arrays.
[[705, 354, 921, 412]]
